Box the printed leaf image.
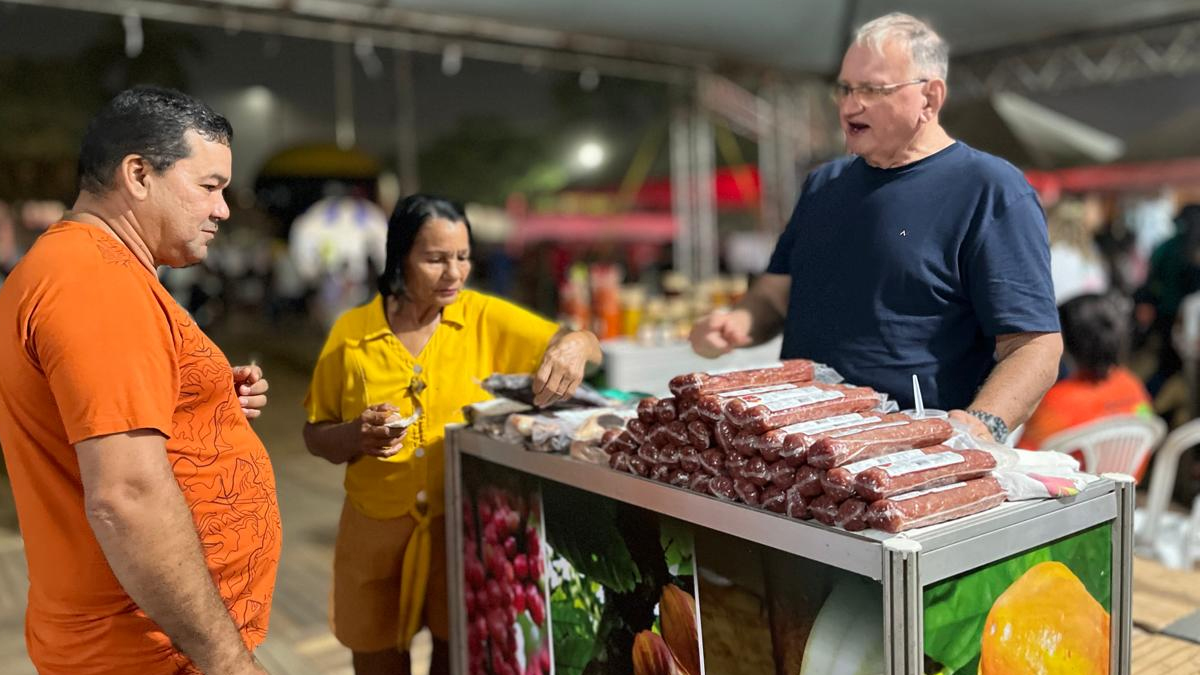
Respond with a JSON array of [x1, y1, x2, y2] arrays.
[[542, 482, 700, 675]]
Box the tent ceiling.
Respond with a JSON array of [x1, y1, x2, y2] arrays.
[[310, 0, 1200, 74]]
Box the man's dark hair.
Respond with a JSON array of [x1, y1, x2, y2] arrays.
[[1060, 293, 1129, 380], [378, 194, 472, 300], [77, 86, 233, 194]]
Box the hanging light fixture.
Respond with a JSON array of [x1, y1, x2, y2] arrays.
[[122, 9, 143, 59]]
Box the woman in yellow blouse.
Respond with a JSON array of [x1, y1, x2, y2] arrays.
[[302, 194, 601, 675]]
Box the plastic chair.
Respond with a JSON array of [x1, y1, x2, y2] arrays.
[[1136, 417, 1200, 567], [1038, 414, 1166, 482]]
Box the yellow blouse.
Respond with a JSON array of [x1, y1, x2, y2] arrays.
[[304, 289, 559, 520]]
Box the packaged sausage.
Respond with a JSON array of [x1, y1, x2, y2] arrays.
[[600, 429, 627, 455], [679, 446, 702, 474], [734, 479, 762, 506], [686, 420, 714, 449], [793, 465, 826, 498], [707, 476, 738, 501], [865, 476, 1007, 533], [625, 419, 650, 444], [664, 421, 690, 446], [835, 499, 869, 531], [807, 417, 954, 469], [785, 486, 811, 520], [657, 444, 682, 467], [637, 397, 660, 424], [650, 464, 672, 482], [666, 468, 692, 488], [669, 360, 815, 399], [714, 419, 739, 453], [809, 494, 842, 525], [821, 447, 947, 501], [637, 442, 661, 465], [694, 383, 806, 423], [627, 456, 650, 477], [688, 473, 713, 493], [760, 486, 787, 513], [724, 452, 750, 478], [724, 384, 880, 434], [655, 397, 679, 424], [647, 424, 672, 449], [742, 457, 771, 486], [855, 449, 998, 501], [677, 397, 701, 423], [608, 451, 632, 472], [767, 462, 797, 488], [698, 449, 725, 476], [746, 412, 907, 465]]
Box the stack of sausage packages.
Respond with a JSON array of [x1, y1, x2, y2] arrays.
[[601, 361, 1008, 533]]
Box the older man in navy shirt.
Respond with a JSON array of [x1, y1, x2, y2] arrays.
[[690, 13, 1061, 444]]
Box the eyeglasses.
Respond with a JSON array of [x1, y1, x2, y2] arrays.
[[831, 78, 929, 104]]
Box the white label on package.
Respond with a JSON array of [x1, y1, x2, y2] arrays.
[[741, 387, 842, 412], [780, 413, 879, 436], [880, 452, 965, 477], [841, 449, 929, 476], [828, 419, 909, 438], [706, 362, 784, 377], [719, 382, 796, 399], [890, 482, 967, 502]]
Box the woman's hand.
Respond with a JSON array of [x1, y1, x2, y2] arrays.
[[356, 403, 409, 458], [532, 330, 601, 407]]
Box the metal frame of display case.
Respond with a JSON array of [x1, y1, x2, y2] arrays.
[[445, 426, 1135, 675]]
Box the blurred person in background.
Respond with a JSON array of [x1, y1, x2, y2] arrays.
[[1135, 203, 1200, 394], [689, 12, 1061, 445], [0, 200, 17, 280], [0, 86, 278, 675], [1019, 294, 1153, 457], [302, 194, 601, 675], [1047, 195, 1109, 305]]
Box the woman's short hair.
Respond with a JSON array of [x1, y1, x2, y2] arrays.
[[377, 194, 471, 300], [1059, 293, 1129, 379]]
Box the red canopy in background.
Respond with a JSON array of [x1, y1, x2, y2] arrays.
[[1025, 157, 1200, 198], [631, 164, 761, 211]]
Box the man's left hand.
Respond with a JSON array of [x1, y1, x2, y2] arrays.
[[232, 364, 269, 419], [948, 409, 993, 443]]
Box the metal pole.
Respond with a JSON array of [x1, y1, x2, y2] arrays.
[[393, 48, 420, 195], [882, 538, 923, 675], [334, 40, 356, 150], [670, 100, 694, 280], [692, 101, 716, 281], [1104, 473, 1136, 675], [445, 427, 469, 675]]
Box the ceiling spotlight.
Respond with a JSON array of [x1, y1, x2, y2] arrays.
[[579, 67, 600, 91], [442, 43, 463, 76], [122, 9, 143, 59], [576, 141, 605, 170]]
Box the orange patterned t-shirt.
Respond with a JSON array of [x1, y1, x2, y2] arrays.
[[0, 221, 281, 675]]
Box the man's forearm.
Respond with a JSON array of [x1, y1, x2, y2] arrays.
[[734, 275, 789, 345], [967, 332, 1063, 428], [87, 478, 254, 675]]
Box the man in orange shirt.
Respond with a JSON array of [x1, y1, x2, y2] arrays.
[[0, 87, 281, 675]]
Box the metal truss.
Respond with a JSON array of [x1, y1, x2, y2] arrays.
[[953, 14, 1200, 99]]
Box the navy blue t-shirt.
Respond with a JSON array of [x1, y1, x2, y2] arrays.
[[766, 142, 1059, 410]]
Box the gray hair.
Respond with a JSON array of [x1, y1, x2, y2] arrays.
[[853, 12, 949, 80]]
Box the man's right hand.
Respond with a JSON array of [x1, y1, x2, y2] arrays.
[[689, 309, 754, 358], [357, 403, 409, 459]]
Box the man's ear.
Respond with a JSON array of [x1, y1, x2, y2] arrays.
[[116, 154, 152, 200], [923, 79, 947, 121]]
